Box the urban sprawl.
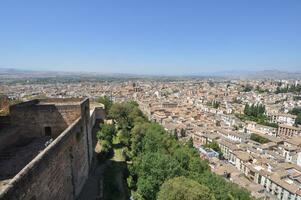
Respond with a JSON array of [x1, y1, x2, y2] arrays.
[[1, 78, 301, 200]]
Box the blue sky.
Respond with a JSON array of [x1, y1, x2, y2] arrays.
[[0, 0, 300, 75]]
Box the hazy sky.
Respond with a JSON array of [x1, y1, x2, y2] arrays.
[[0, 0, 300, 75]]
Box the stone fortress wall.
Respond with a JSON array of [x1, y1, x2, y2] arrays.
[[9, 98, 82, 138], [0, 98, 105, 200]]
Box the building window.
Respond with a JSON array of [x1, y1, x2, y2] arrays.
[[45, 126, 52, 136]]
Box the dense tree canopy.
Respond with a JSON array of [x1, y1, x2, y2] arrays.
[[294, 96, 301, 101], [289, 107, 301, 126], [250, 133, 270, 144], [255, 86, 269, 93], [97, 123, 116, 154], [133, 152, 184, 200], [242, 84, 253, 92], [157, 177, 215, 200], [109, 101, 144, 129], [240, 103, 278, 128], [244, 103, 266, 118], [97, 123, 116, 143], [275, 84, 301, 94], [290, 107, 301, 115], [192, 171, 253, 200]]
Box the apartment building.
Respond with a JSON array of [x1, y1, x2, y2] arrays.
[[278, 125, 301, 137]]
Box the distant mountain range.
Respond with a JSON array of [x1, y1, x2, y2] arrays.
[[210, 70, 301, 79], [0, 68, 300, 80], [0, 68, 65, 78], [0, 68, 139, 79]]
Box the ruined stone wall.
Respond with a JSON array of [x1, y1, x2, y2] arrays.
[[10, 105, 67, 138], [0, 99, 104, 200], [0, 127, 20, 151], [0, 117, 90, 200], [9, 100, 83, 138], [56, 105, 82, 126], [0, 99, 92, 200], [88, 107, 105, 162]]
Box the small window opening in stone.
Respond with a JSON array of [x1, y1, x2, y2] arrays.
[[45, 126, 52, 136]]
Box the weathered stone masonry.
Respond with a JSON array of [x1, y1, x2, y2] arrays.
[[0, 98, 104, 200]]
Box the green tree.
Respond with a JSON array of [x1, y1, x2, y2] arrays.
[[204, 141, 222, 155], [180, 128, 186, 137], [129, 106, 145, 125], [289, 107, 301, 115], [210, 141, 221, 152], [118, 127, 131, 147], [101, 139, 113, 154], [244, 103, 266, 118], [295, 114, 301, 126], [244, 103, 250, 116], [193, 171, 251, 200], [212, 101, 220, 109], [173, 129, 178, 140], [250, 133, 270, 144], [109, 102, 131, 126], [187, 137, 194, 149], [288, 107, 301, 126], [275, 84, 301, 94], [293, 96, 301, 101], [97, 96, 112, 113], [157, 177, 215, 200], [97, 123, 116, 144], [109, 101, 144, 129], [130, 122, 150, 157], [133, 152, 184, 200], [242, 84, 253, 92]]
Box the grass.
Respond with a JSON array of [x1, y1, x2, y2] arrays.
[[112, 135, 126, 161], [113, 147, 125, 162]]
